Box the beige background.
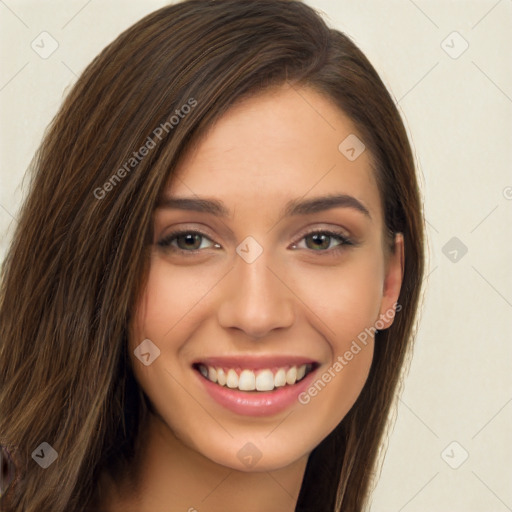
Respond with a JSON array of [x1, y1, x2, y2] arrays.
[[1, 1, 511, 510]]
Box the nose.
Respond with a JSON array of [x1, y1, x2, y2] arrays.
[[217, 252, 295, 339]]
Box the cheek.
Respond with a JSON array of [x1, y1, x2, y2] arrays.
[[277, 252, 384, 417], [299, 337, 374, 440], [289, 249, 385, 343], [131, 255, 221, 344]]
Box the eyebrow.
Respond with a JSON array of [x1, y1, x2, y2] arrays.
[[283, 194, 371, 219], [157, 193, 371, 220]]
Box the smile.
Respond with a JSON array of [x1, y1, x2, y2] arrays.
[[192, 356, 320, 416], [194, 363, 315, 392]]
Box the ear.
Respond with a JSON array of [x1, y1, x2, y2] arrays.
[[377, 232, 404, 329]]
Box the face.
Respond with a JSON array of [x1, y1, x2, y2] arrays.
[[129, 83, 403, 472]]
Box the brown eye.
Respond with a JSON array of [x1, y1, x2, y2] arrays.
[[304, 233, 335, 251], [175, 233, 203, 250], [157, 230, 219, 253], [295, 230, 353, 253]]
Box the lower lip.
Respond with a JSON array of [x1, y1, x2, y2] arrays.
[[195, 367, 318, 417]]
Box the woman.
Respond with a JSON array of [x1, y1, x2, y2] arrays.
[[0, 0, 425, 510]]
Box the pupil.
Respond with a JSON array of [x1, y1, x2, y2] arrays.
[[309, 234, 329, 250], [180, 234, 200, 249]]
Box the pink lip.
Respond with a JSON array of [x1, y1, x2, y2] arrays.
[[194, 355, 317, 371], [193, 362, 319, 417]]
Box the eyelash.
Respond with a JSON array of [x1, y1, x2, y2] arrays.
[[157, 228, 355, 256]]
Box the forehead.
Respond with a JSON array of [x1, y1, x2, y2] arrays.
[[168, 84, 382, 224]]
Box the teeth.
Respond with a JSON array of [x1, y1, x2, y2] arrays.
[[274, 368, 286, 387], [197, 363, 311, 392], [286, 366, 297, 385], [238, 369, 256, 391], [255, 369, 274, 391], [217, 368, 226, 386], [226, 369, 238, 388]]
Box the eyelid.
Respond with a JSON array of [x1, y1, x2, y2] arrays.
[[291, 223, 352, 244], [156, 222, 217, 242]]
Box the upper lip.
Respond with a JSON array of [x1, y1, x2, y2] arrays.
[[193, 355, 319, 370]]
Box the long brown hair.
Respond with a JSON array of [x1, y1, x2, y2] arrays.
[[0, 1, 425, 510]]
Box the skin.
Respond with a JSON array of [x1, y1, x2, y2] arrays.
[[100, 83, 404, 512]]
